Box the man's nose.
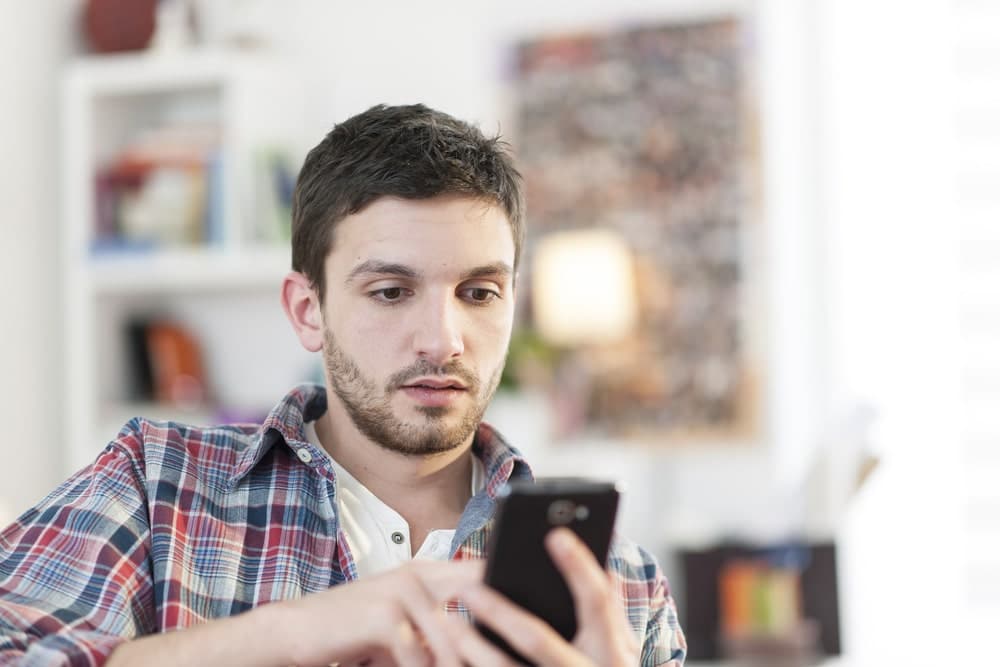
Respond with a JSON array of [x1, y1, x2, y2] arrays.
[[412, 294, 465, 364]]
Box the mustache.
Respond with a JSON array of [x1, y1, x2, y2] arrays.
[[387, 359, 480, 393]]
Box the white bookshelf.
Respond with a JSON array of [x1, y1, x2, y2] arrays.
[[60, 50, 316, 474], [88, 245, 291, 294]]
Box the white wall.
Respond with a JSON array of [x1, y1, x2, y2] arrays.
[[819, 0, 989, 661], [0, 2, 80, 522]]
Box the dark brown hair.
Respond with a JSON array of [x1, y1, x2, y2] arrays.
[[291, 104, 525, 299]]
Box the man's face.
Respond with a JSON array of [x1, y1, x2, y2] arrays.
[[319, 195, 516, 457]]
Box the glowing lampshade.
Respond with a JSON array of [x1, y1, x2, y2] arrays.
[[531, 228, 638, 346]]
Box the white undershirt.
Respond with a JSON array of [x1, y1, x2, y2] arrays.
[[304, 421, 485, 578]]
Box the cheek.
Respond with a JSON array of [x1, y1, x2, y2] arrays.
[[328, 315, 398, 373], [335, 303, 402, 343], [472, 313, 515, 362], [343, 325, 393, 362]]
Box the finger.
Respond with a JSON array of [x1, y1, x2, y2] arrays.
[[379, 608, 432, 667], [544, 528, 619, 629], [394, 569, 464, 667], [342, 649, 394, 667], [462, 584, 584, 666], [383, 561, 485, 667], [412, 559, 486, 603], [546, 530, 639, 661], [440, 614, 520, 667]]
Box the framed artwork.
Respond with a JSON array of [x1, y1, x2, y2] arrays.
[[511, 17, 761, 443]]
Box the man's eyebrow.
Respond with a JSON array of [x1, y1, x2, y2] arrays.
[[345, 260, 420, 284], [460, 262, 514, 281]]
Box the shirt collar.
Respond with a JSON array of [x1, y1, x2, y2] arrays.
[[229, 383, 532, 490], [230, 383, 328, 485], [470, 421, 533, 498]]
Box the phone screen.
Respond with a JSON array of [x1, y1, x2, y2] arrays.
[[477, 478, 620, 665]]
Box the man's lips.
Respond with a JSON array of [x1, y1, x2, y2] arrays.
[[400, 377, 468, 390], [399, 378, 470, 408]]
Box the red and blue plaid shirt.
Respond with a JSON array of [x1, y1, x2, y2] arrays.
[[0, 384, 686, 666]]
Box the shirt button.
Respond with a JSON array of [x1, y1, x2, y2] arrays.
[[391, 531, 405, 545], [296, 448, 313, 464]]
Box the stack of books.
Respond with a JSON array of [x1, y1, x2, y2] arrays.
[[718, 556, 820, 665], [93, 122, 222, 252]]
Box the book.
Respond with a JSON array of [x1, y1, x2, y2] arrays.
[[92, 122, 221, 252], [126, 318, 208, 408]]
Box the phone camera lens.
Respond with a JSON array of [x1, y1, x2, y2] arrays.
[[548, 500, 575, 525]]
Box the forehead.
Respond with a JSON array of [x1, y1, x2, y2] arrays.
[[325, 195, 516, 278]]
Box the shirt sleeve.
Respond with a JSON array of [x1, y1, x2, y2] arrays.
[[641, 561, 688, 667], [0, 436, 156, 666]]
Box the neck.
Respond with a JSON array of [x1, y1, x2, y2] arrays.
[[314, 399, 476, 530]]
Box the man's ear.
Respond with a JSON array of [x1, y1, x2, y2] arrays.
[[281, 271, 324, 353]]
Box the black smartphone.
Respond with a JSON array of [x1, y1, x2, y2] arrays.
[[477, 478, 621, 666]]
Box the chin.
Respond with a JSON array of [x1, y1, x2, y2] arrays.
[[413, 405, 451, 419]]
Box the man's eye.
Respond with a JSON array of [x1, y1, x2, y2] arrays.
[[463, 287, 499, 304], [372, 287, 406, 302]]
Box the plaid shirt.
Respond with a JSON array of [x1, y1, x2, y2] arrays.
[[0, 384, 686, 666]]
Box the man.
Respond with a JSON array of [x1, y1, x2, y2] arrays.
[[0, 104, 686, 666]]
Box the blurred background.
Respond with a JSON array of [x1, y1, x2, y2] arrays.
[[0, 0, 996, 664]]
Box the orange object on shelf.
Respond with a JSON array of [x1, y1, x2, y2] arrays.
[[145, 321, 207, 407], [718, 559, 759, 638]]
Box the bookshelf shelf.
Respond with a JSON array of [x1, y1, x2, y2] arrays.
[[66, 50, 253, 94], [89, 245, 291, 295], [61, 51, 313, 474]]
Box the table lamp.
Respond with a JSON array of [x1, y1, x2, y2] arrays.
[[531, 228, 638, 347]]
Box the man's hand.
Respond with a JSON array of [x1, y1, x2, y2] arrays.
[[107, 559, 487, 667], [448, 528, 640, 666], [279, 559, 486, 667]]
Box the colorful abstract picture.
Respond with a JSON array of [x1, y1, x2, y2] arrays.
[[512, 17, 759, 442]]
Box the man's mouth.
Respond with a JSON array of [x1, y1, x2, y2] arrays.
[[399, 378, 469, 408], [401, 378, 468, 391]]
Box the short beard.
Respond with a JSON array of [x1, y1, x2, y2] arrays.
[[322, 327, 504, 457]]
